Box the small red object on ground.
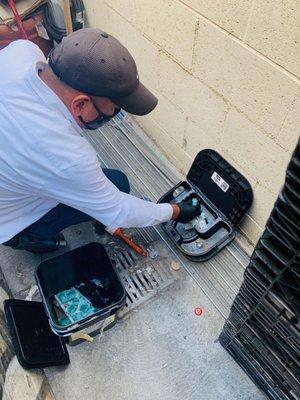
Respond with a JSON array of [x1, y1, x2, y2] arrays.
[[194, 307, 203, 316]]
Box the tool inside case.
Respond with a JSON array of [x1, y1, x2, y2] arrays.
[[158, 149, 253, 261]]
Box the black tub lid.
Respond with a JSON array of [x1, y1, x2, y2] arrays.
[[4, 299, 69, 370], [187, 149, 253, 226]]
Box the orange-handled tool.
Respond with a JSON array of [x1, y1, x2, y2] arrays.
[[113, 228, 147, 257]]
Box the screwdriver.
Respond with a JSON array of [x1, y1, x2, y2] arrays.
[[111, 228, 147, 257]]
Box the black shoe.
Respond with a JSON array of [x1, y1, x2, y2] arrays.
[[94, 221, 106, 235], [3, 233, 67, 253]]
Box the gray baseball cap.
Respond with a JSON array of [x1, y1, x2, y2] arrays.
[[48, 28, 157, 115]]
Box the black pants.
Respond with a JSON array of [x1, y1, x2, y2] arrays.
[[4, 168, 130, 243]]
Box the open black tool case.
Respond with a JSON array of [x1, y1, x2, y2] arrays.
[[158, 149, 253, 261]]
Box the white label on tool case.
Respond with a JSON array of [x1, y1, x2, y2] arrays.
[[211, 171, 230, 192]]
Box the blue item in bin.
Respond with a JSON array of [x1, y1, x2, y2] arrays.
[[55, 287, 98, 324], [59, 316, 73, 326]]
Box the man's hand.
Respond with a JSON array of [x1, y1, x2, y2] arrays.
[[171, 198, 201, 223]]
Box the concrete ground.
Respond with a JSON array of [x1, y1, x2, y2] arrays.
[[44, 242, 265, 400]]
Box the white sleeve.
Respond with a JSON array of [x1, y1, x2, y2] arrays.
[[42, 152, 173, 230]]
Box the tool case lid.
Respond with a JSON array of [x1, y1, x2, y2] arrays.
[[4, 299, 69, 369], [187, 149, 253, 226]]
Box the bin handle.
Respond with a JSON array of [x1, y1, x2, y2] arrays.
[[70, 332, 94, 343], [110, 307, 119, 316]]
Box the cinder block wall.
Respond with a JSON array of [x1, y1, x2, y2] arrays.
[[83, 0, 300, 246]]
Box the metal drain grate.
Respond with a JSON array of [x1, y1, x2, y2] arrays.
[[111, 248, 175, 316]]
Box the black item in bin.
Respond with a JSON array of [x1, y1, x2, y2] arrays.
[[4, 299, 69, 369], [35, 243, 126, 337], [158, 149, 253, 261]]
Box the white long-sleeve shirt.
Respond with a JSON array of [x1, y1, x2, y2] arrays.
[[0, 40, 172, 243]]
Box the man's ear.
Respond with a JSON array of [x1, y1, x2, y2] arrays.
[[70, 94, 93, 117]]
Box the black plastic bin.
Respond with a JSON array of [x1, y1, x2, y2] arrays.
[[35, 242, 126, 337]]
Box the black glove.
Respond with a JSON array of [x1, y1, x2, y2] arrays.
[[176, 198, 201, 223]]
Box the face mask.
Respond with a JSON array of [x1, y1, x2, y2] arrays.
[[79, 99, 121, 130]]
